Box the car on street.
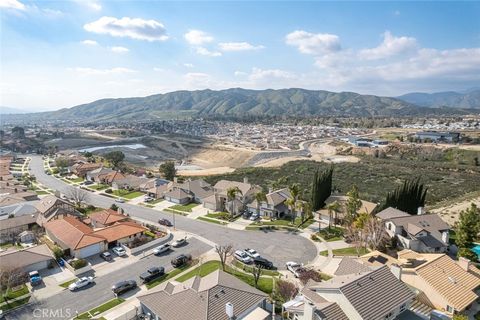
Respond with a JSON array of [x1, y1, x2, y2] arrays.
[[253, 256, 274, 269], [68, 276, 94, 291], [249, 213, 260, 221], [82, 180, 93, 185], [171, 254, 192, 268], [153, 244, 171, 255], [286, 261, 303, 277], [100, 252, 113, 261], [115, 197, 125, 203], [234, 250, 253, 264], [158, 218, 173, 227], [112, 246, 126, 257], [171, 237, 187, 247], [139, 266, 165, 283], [244, 248, 260, 259], [111, 280, 137, 295]]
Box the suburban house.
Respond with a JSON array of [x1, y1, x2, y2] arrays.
[[283, 266, 415, 320], [85, 167, 114, 183], [162, 179, 214, 204], [70, 162, 102, 178], [89, 209, 128, 228], [360, 250, 480, 315], [247, 188, 291, 218], [317, 194, 377, 225], [138, 269, 269, 320], [35, 195, 78, 227], [0, 189, 38, 202], [100, 171, 126, 185], [377, 208, 450, 253], [164, 188, 191, 204], [0, 202, 39, 244], [146, 182, 172, 199], [139, 178, 171, 193], [44, 215, 147, 258], [203, 178, 261, 214], [414, 131, 460, 143], [111, 175, 150, 191], [0, 244, 54, 273]]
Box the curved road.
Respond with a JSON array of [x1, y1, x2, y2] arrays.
[[29, 155, 317, 267]]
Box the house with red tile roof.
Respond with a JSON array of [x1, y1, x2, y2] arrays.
[[89, 209, 128, 228]]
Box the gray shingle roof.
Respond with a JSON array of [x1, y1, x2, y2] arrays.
[[390, 214, 450, 247], [334, 257, 372, 276], [0, 244, 53, 270], [375, 207, 410, 220]]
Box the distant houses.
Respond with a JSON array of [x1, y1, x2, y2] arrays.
[[414, 131, 460, 143]]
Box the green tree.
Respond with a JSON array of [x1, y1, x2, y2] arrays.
[[345, 185, 362, 224], [159, 161, 177, 181], [254, 191, 267, 215], [452, 314, 468, 320], [311, 166, 333, 211], [326, 201, 341, 230], [380, 178, 428, 215], [104, 151, 125, 168], [455, 203, 480, 260], [227, 186, 242, 217], [286, 183, 301, 223], [55, 157, 69, 171]]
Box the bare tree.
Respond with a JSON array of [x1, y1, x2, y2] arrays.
[[276, 280, 299, 303], [298, 268, 324, 285], [0, 266, 27, 304], [250, 264, 264, 288], [66, 187, 89, 208], [215, 244, 233, 271], [365, 216, 388, 250]]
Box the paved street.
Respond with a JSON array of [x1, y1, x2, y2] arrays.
[[6, 238, 212, 320], [29, 155, 317, 267]]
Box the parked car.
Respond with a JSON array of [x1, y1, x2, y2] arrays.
[[286, 261, 303, 277], [153, 244, 171, 255], [242, 211, 252, 219], [171, 254, 192, 268], [112, 246, 126, 257], [249, 213, 260, 221], [115, 197, 125, 203], [139, 267, 165, 283], [144, 196, 153, 202], [100, 252, 113, 261], [158, 218, 173, 227], [234, 250, 253, 264], [68, 276, 94, 291], [111, 280, 137, 295], [171, 237, 187, 248], [29, 271, 42, 286], [83, 180, 93, 185], [253, 257, 274, 269], [244, 248, 260, 259]]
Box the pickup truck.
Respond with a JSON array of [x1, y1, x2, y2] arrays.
[[139, 266, 165, 283], [29, 271, 42, 286]]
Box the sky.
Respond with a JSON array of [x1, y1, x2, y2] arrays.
[[1, 0, 479, 111]]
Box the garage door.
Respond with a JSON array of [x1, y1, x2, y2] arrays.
[[78, 243, 102, 258], [24, 260, 50, 273]]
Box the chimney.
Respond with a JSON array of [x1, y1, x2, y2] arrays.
[[390, 264, 402, 281], [243, 177, 248, 184], [304, 301, 316, 320], [225, 302, 234, 319], [458, 257, 471, 272], [268, 187, 273, 194], [173, 177, 178, 183], [117, 207, 122, 215], [417, 207, 425, 215]]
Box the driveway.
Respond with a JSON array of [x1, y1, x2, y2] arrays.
[[6, 237, 212, 320], [28, 155, 317, 268]]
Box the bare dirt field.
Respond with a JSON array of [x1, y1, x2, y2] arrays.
[[430, 194, 480, 226]]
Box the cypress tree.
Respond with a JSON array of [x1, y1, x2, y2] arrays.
[[311, 166, 333, 211], [381, 178, 428, 214]]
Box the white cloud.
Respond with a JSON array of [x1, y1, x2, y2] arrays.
[[84, 16, 168, 41], [359, 31, 417, 60], [183, 63, 194, 68], [0, 0, 26, 10], [196, 47, 222, 57], [184, 30, 214, 45], [153, 67, 165, 72], [248, 67, 296, 82], [68, 67, 135, 76], [218, 42, 265, 52], [110, 46, 129, 53], [234, 71, 247, 77], [75, 0, 101, 11], [82, 40, 98, 46], [184, 72, 212, 87], [286, 30, 341, 54]]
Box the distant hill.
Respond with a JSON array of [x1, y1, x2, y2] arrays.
[[397, 89, 480, 108], [0, 106, 30, 114], [5, 88, 476, 122]]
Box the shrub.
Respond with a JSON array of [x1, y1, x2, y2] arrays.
[[76, 207, 86, 214], [298, 269, 324, 285], [52, 168, 59, 174], [52, 246, 64, 260], [105, 189, 113, 194], [110, 204, 118, 211], [87, 205, 96, 211], [310, 234, 318, 241], [71, 259, 88, 270]]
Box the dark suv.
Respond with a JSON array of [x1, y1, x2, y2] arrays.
[[253, 256, 274, 269], [111, 280, 137, 295], [139, 267, 165, 283], [171, 254, 192, 268]]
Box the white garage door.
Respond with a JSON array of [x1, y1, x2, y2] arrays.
[[77, 243, 102, 258]]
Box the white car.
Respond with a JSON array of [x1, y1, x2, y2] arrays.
[[171, 238, 187, 248], [244, 248, 260, 259], [234, 250, 253, 264], [115, 197, 125, 203], [68, 276, 94, 291], [144, 196, 153, 202], [286, 261, 303, 278], [153, 244, 171, 255], [112, 246, 126, 256], [249, 213, 260, 221]]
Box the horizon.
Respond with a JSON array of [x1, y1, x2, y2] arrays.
[[1, 0, 479, 111]]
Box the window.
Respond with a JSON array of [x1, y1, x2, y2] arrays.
[[400, 303, 407, 312], [384, 312, 394, 320], [446, 305, 454, 313]]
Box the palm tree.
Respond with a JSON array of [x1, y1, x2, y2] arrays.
[[299, 201, 312, 226], [326, 201, 341, 230], [287, 183, 301, 224], [254, 191, 267, 216], [227, 187, 242, 217]]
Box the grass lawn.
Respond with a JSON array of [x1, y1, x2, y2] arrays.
[[317, 226, 345, 242], [146, 264, 192, 289], [232, 260, 280, 277], [176, 261, 222, 282], [169, 203, 199, 212], [0, 285, 29, 303], [67, 177, 84, 183], [149, 198, 164, 205], [112, 190, 144, 199], [0, 296, 31, 311], [252, 216, 313, 229], [320, 247, 369, 257], [75, 298, 125, 319], [90, 184, 109, 190], [59, 278, 77, 288], [197, 216, 228, 225], [35, 190, 49, 195]]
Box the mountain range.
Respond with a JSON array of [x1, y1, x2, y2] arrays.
[[3, 88, 479, 122]]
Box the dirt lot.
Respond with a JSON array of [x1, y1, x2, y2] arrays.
[[430, 193, 480, 226]]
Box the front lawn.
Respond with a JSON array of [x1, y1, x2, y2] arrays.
[[251, 216, 314, 229], [35, 190, 49, 195], [232, 260, 280, 277], [67, 177, 84, 183], [146, 264, 192, 289], [90, 184, 109, 190], [169, 203, 199, 213], [0, 285, 29, 303], [317, 226, 345, 242], [59, 278, 77, 288], [75, 298, 125, 319], [112, 190, 144, 199], [0, 296, 31, 311], [176, 261, 222, 282], [320, 246, 369, 257], [197, 216, 228, 225]]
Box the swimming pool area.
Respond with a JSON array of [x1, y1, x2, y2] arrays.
[[472, 244, 480, 258]]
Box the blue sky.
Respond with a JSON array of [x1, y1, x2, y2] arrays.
[[1, 0, 479, 110]]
